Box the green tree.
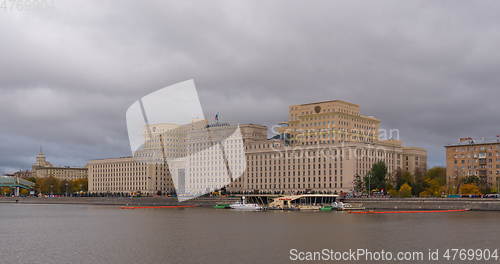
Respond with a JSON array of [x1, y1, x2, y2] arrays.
[[37, 176, 62, 194], [364, 161, 388, 192], [32, 177, 88, 195], [35, 177, 45, 194], [401, 171, 413, 186], [426, 167, 446, 186], [71, 178, 88, 193], [412, 169, 425, 195], [399, 183, 412, 198], [393, 168, 405, 190]]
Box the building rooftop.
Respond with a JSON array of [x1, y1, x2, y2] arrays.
[[445, 137, 500, 147], [37, 166, 88, 170], [88, 156, 133, 162], [292, 100, 359, 107]]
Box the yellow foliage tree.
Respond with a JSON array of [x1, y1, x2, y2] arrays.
[[388, 189, 398, 197], [421, 178, 443, 197], [399, 183, 412, 198], [19, 188, 30, 196], [32, 176, 88, 195], [460, 184, 481, 195], [1, 187, 11, 196], [419, 190, 432, 197]]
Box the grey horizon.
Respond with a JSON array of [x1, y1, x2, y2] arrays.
[[1, 0, 499, 174]]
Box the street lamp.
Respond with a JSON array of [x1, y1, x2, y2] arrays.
[[367, 173, 371, 198], [65, 182, 69, 197]]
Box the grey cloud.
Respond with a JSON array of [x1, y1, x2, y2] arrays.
[[1, 0, 500, 173]]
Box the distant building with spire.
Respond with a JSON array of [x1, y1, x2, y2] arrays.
[[32, 149, 87, 181], [34, 148, 53, 167]]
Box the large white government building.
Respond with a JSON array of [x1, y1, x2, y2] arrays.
[[87, 120, 265, 196], [88, 100, 427, 196]]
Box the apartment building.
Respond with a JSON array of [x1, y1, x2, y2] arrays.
[[445, 137, 500, 189]]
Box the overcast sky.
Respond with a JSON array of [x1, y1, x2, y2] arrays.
[[1, 0, 499, 174]]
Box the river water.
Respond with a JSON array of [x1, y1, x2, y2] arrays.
[[0, 204, 499, 264]]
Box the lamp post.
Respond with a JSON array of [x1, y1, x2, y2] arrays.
[[367, 173, 371, 198], [65, 182, 68, 197]]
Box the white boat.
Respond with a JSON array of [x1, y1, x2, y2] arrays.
[[332, 201, 365, 211], [331, 202, 344, 210], [230, 196, 263, 211]]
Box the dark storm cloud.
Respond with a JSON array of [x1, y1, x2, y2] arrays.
[[1, 0, 499, 173]]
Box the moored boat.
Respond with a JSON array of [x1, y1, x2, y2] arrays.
[[229, 196, 264, 211], [213, 204, 231, 209], [229, 202, 263, 211], [319, 205, 334, 211], [268, 194, 338, 210], [332, 202, 365, 211]]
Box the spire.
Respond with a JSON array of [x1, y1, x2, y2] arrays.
[[34, 146, 52, 168]]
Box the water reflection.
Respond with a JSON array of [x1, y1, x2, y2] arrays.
[[1, 204, 499, 264]]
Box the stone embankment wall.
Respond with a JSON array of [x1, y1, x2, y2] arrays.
[[345, 198, 500, 211], [3, 197, 500, 211], [0, 196, 240, 207]]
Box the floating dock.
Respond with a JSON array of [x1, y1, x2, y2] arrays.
[[349, 209, 470, 214], [120, 205, 198, 209]]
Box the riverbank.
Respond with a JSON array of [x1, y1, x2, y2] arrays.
[[2, 196, 500, 211], [345, 197, 500, 211], [0, 196, 239, 207]]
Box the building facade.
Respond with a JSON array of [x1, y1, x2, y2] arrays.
[[32, 151, 87, 181], [445, 137, 500, 190], [280, 100, 380, 145], [88, 100, 427, 196], [5, 170, 32, 179], [87, 120, 266, 196], [227, 138, 426, 194], [228, 100, 427, 194], [87, 156, 175, 195], [182, 122, 264, 196]]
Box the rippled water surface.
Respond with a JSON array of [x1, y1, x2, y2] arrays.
[[1, 204, 499, 263]]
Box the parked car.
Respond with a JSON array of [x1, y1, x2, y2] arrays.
[[461, 194, 481, 198], [483, 194, 500, 198]]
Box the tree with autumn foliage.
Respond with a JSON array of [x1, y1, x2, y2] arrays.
[[399, 183, 412, 198], [460, 184, 481, 195]]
